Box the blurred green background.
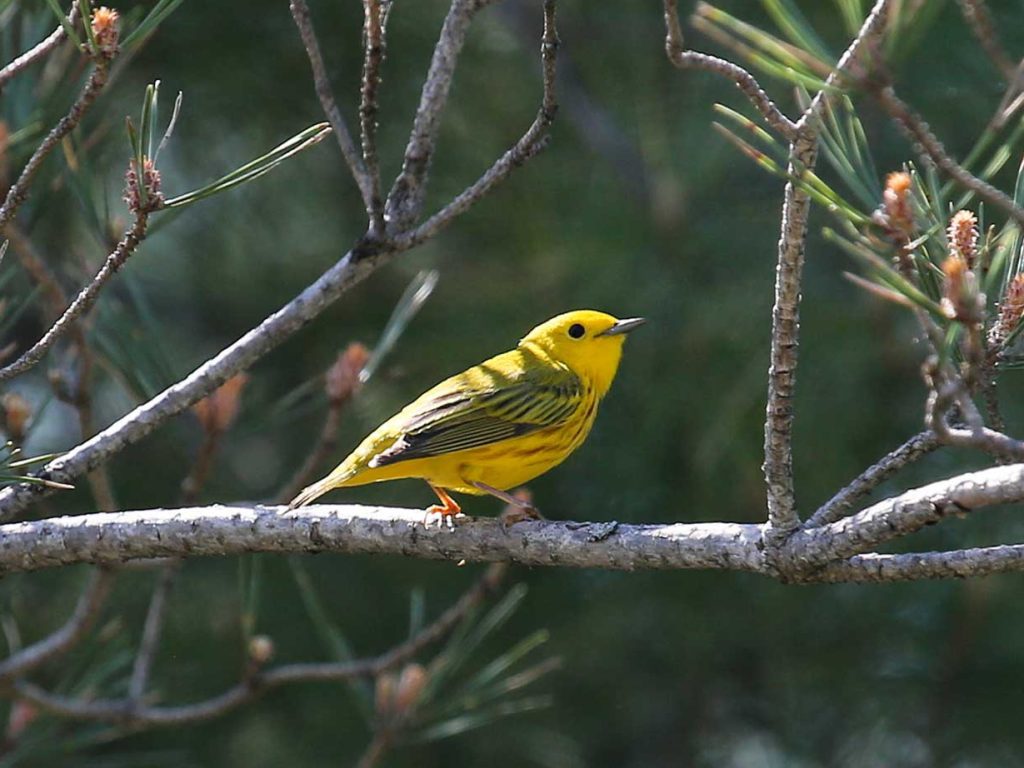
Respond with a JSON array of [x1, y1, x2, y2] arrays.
[[5, 0, 1024, 765]]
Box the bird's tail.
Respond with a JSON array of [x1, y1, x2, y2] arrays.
[[287, 468, 355, 510]]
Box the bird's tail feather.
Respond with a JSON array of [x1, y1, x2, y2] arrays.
[[288, 470, 351, 509]]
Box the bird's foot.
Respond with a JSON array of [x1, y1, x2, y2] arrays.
[[470, 481, 544, 528], [424, 483, 463, 530], [499, 503, 544, 531], [423, 505, 464, 530]]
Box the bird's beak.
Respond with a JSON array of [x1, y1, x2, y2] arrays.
[[598, 317, 646, 336]]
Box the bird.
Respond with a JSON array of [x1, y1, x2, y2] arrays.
[[288, 310, 645, 525]]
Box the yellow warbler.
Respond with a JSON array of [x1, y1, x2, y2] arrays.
[[289, 310, 644, 523]]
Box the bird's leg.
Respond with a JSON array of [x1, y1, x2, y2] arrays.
[[471, 481, 544, 528], [425, 483, 463, 530]]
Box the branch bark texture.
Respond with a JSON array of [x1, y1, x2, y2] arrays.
[[6, 464, 1024, 582]]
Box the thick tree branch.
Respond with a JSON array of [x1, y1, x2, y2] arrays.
[[13, 564, 506, 726], [0, 3, 81, 90], [0, 505, 765, 576], [3, 465, 1024, 581], [289, 0, 373, 209], [0, 214, 149, 384]]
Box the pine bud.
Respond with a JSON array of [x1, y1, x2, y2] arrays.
[[393, 663, 428, 714], [948, 209, 979, 268], [90, 7, 120, 56], [991, 273, 1024, 347], [940, 255, 983, 324], [1, 393, 31, 443], [375, 672, 397, 717], [192, 373, 249, 435], [325, 343, 369, 404], [247, 635, 275, 665], [881, 171, 914, 238], [123, 157, 164, 214]]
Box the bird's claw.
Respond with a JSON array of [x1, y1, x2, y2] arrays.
[[423, 506, 463, 530], [499, 504, 544, 532]]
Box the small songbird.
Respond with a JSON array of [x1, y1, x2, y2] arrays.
[[288, 310, 645, 524]]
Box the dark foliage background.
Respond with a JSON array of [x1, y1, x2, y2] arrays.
[[5, 0, 1024, 765]]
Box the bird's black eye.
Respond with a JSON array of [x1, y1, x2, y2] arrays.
[[568, 323, 585, 339]]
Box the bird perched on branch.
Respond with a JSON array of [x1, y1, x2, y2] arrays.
[[288, 310, 645, 526]]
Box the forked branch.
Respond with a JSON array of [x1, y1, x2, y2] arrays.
[[289, 0, 373, 208]]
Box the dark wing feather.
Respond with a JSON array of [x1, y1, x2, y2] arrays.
[[370, 366, 582, 467]]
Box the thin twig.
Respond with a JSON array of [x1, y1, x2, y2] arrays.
[[127, 563, 178, 702], [0, 568, 114, 682], [802, 0, 892, 121], [0, 3, 81, 90], [762, 132, 817, 544], [391, 0, 559, 251], [761, 0, 892, 545], [385, 0, 492, 230], [13, 564, 507, 726], [662, 0, 798, 141], [937, 425, 1024, 462], [873, 84, 1024, 228], [360, 0, 388, 234], [289, 0, 373, 209], [495, 1, 649, 205], [805, 430, 940, 528], [956, 0, 1015, 81], [0, 214, 149, 384], [7, 225, 119, 510], [0, 60, 110, 234]]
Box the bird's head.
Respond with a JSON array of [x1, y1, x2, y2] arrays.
[[519, 310, 645, 397]]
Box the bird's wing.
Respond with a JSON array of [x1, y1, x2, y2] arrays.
[[370, 363, 582, 467]]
